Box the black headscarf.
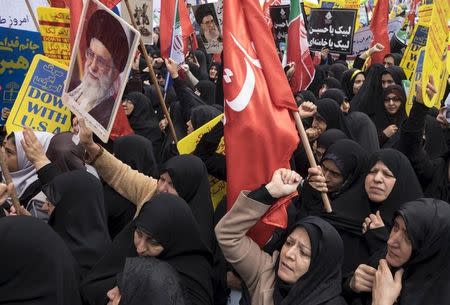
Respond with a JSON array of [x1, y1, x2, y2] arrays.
[[294, 90, 317, 106], [321, 139, 371, 235], [395, 198, 450, 305], [46, 131, 85, 172], [273, 216, 345, 305], [351, 63, 385, 116], [329, 63, 349, 82], [134, 193, 213, 305], [307, 65, 327, 98], [366, 149, 423, 227], [125, 91, 162, 143], [382, 66, 407, 86], [0, 216, 81, 305], [161, 154, 214, 249], [321, 88, 347, 106], [196, 80, 216, 105], [341, 68, 364, 100], [117, 257, 185, 305], [47, 170, 111, 277], [315, 98, 351, 136], [190, 105, 222, 130], [316, 129, 348, 151]]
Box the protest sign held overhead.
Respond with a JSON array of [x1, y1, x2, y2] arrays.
[[307, 8, 357, 54], [121, 0, 154, 45], [0, 27, 43, 124], [270, 5, 289, 51], [64, 0, 140, 143], [192, 2, 223, 54], [37, 7, 71, 66], [6, 54, 71, 134]]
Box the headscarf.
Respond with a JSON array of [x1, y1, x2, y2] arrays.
[[294, 90, 317, 106], [316, 129, 348, 151], [329, 63, 349, 82], [125, 91, 162, 143], [46, 131, 85, 172], [321, 88, 347, 107], [47, 170, 111, 277], [8, 131, 53, 198], [394, 198, 450, 305], [273, 216, 345, 305], [190, 105, 221, 130], [366, 149, 423, 227], [307, 65, 327, 98], [134, 193, 213, 305], [351, 63, 385, 116], [315, 98, 351, 136], [161, 154, 214, 249], [117, 257, 185, 305], [341, 68, 364, 100], [382, 66, 407, 86], [196, 80, 216, 105], [0, 216, 81, 305]]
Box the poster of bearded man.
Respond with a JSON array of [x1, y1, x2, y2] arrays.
[[64, 0, 140, 142]]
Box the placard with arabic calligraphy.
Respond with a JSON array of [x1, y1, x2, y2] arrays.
[[269, 5, 290, 52], [307, 8, 357, 54], [37, 7, 71, 66], [0, 27, 43, 120], [6, 54, 71, 134]]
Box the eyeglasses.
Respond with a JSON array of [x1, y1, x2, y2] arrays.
[[85, 48, 114, 71], [384, 96, 401, 103]]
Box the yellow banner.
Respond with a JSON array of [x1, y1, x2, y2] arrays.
[[37, 7, 71, 66], [421, 2, 450, 107], [177, 114, 226, 209], [405, 49, 425, 115], [399, 23, 429, 80], [6, 54, 72, 134]]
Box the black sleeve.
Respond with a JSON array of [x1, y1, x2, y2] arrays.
[[172, 77, 203, 123], [399, 100, 437, 186], [353, 55, 366, 70], [37, 163, 63, 186], [364, 227, 389, 255], [248, 185, 277, 205]]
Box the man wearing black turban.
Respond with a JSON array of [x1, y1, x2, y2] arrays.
[[68, 9, 129, 129]]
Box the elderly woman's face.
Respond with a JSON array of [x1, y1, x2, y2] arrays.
[[365, 161, 397, 202], [278, 227, 311, 284], [386, 216, 412, 267]]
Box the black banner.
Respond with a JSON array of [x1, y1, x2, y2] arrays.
[[270, 5, 290, 51], [307, 8, 357, 54]]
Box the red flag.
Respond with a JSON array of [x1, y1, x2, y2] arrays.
[[160, 0, 194, 60], [369, 0, 390, 64], [109, 102, 134, 140], [223, 0, 300, 246], [262, 0, 281, 27], [286, 0, 315, 92]]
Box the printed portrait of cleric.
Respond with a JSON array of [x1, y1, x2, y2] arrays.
[[194, 4, 222, 46], [67, 9, 130, 130]]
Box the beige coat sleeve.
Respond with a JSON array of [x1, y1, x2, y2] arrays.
[[92, 149, 158, 209], [215, 191, 277, 292]]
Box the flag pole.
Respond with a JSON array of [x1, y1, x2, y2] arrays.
[[123, 0, 178, 144], [292, 111, 332, 213], [0, 150, 21, 215]]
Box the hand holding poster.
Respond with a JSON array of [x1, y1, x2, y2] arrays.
[[64, 0, 140, 143], [307, 8, 357, 54], [6, 54, 71, 133]]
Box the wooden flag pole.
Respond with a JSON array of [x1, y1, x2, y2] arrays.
[[0, 149, 21, 215], [123, 0, 178, 144], [292, 111, 332, 213]]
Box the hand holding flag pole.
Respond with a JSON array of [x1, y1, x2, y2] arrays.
[[292, 111, 332, 213], [123, 0, 178, 144], [0, 149, 21, 215]]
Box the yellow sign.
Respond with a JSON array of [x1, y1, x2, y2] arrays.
[[37, 7, 71, 66], [177, 114, 226, 209], [405, 49, 425, 115], [6, 54, 72, 134], [421, 2, 450, 107], [399, 23, 429, 80]]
